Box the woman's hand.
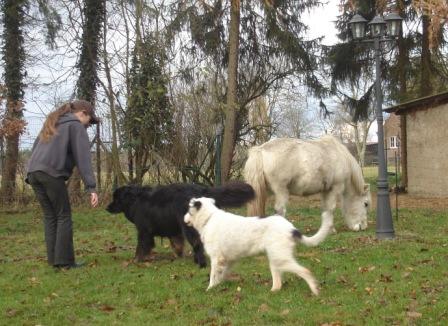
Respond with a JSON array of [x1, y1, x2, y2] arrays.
[[90, 192, 99, 208]]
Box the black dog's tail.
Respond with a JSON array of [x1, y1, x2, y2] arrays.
[[206, 181, 255, 208]]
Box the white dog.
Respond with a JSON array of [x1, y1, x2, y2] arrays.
[[184, 197, 333, 295]]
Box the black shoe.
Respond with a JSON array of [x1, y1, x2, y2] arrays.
[[54, 262, 85, 270]]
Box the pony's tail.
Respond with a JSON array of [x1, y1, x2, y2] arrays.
[[293, 212, 334, 247], [243, 147, 267, 216], [207, 181, 255, 208]]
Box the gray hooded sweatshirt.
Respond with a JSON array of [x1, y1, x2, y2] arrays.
[[26, 113, 96, 193]]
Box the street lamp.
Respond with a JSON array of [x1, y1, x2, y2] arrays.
[[349, 12, 403, 240]]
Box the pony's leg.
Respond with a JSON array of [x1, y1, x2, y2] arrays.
[[271, 184, 289, 216], [320, 185, 342, 232]]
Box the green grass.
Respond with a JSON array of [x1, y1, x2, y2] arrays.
[[1, 203, 447, 325], [363, 166, 401, 192]]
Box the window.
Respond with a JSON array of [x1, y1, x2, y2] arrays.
[[390, 136, 398, 148]]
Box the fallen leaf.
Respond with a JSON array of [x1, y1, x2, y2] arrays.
[[365, 287, 373, 295], [6, 309, 18, 317], [98, 304, 115, 312], [358, 266, 376, 273], [280, 309, 290, 316], [29, 277, 41, 286], [233, 292, 242, 304], [379, 274, 392, 283], [166, 299, 177, 306], [406, 311, 422, 318], [337, 276, 349, 284], [258, 303, 269, 312]]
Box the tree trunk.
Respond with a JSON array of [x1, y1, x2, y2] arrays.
[[1, 133, 20, 204], [0, 0, 26, 204], [70, 0, 105, 202], [220, 0, 240, 182], [397, 0, 408, 190], [101, 10, 126, 187], [420, 14, 433, 97]]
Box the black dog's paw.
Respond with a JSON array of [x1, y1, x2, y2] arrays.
[[194, 254, 207, 268]]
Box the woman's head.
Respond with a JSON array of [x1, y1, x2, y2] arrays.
[[39, 100, 99, 142]]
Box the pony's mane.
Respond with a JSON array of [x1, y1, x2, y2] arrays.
[[318, 136, 365, 195]]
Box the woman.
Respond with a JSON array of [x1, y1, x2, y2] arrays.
[[26, 100, 99, 269]]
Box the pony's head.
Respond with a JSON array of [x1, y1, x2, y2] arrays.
[[341, 184, 371, 231]]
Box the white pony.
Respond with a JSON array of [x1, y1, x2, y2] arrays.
[[244, 136, 371, 239]]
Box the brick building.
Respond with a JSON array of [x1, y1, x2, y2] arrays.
[[383, 113, 401, 164], [385, 91, 448, 197]]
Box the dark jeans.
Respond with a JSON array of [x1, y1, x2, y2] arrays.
[[27, 171, 74, 266]]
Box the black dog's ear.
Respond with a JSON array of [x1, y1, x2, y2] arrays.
[[193, 200, 202, 210]]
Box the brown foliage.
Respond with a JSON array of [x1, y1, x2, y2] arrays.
[[0, 118, 27, 137], [413, 0, 448, 49]]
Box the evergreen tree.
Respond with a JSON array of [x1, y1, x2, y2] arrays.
[[125, 35, 174, 184], [168, 0, 324, 180]]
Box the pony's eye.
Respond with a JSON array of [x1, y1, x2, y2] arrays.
[[364, 202, 369, 207]]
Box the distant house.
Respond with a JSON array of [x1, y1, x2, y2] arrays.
[[385, 91, 448, 197], [344, 141, 378, 166], [383, 113, 401, 165]]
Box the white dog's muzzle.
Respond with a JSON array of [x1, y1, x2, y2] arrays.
[[184, 212, 192, 226]]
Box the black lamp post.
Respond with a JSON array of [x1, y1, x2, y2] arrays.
[[349, 12, 403, 240], [215, 124, 223, 186]]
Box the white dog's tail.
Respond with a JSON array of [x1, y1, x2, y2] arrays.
[[292, 212, 334, 247]]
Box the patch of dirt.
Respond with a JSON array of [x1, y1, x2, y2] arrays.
[[382, 193, 448, 210], [283, 193, 448, 210]]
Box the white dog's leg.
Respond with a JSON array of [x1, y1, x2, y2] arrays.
[[207, 258, 219, 290], [270, 264, 283, 291], [219, 259, 231, 281], [207, 257, 228, 290], [283, 260, 319, 295]]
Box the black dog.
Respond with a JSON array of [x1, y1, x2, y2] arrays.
[[106, 181, 255, 268]]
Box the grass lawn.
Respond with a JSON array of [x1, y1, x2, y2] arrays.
[[363, 166, 401, 192], [1, 199, 447, 326]]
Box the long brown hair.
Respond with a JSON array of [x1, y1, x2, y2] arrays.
[[39, 100, 93, 142]]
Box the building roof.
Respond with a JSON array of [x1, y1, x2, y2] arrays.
[[384, 91, 448, 115]]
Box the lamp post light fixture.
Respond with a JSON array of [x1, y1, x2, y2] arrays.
[[349, 12, 403, 240]]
